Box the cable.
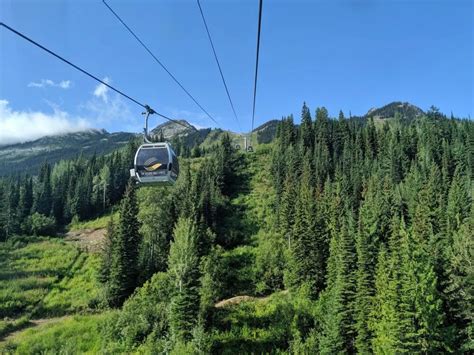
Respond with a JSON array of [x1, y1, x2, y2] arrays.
[[0, 22, 196, 132], [196, 0, 241, 131], [250, 0, 263, 135], [102, 0, 219, 127]]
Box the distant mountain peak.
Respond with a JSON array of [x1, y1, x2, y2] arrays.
[[151, 119, 196, 139], [366, 101, 424, 120]]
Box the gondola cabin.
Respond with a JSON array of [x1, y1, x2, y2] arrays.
[[130, 142, 179, 184]]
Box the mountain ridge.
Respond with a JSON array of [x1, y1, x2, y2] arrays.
[[0, 101, 439, 176]]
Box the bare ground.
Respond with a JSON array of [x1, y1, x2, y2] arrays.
[[0, 316, 72, 345], [64, 228, 106, 253], [214, 290, 289, 308]]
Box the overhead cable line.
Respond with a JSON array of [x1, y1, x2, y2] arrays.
[[250, 0, 263, 134], [196, 0, 241, 131], [0, 22, 195, 131], [102, 0, 219, 127]]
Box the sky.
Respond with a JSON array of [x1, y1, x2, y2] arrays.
[[0, 0, 473, 144]]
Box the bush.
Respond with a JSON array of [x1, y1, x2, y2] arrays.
[[101, 272, 172, 351], [27, 213, 56, 236]]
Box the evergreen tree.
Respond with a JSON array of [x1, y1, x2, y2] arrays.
[[397, 207, 445, 353], [369, 244, 401, 353], [0, 184, 7, 241], [445, 211, 474, 351], [33, 162, 53, 216], [286, 157, 320, 296], [18, 176, 33, 222], [107, 181, 141, 307], [299, 102, 313, 151], [168, 217, 200, 342], [320, 207, 357, 354], [99, 217, 115, 285]]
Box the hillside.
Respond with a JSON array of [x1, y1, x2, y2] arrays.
[[0, 113, 285, 177], [0, 101, 431, 177], [0, 110, 472, 353], [366, 101, 424, 120], [0, 130, 136, 177]]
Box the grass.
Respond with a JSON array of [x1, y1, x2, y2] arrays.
[[212, 292, 294, 354], [0, 236, 103, 322], [0, 237, 78, 319], [1, 314, 109, 354], [68, 211, 118, 231], [39, 253, 103, 317], [0, 317, 30, 339]]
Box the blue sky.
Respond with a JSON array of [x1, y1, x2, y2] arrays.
[[0, 0, 472, 144]]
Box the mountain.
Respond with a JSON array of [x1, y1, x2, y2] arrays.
[[151, 120, 196, 140], [0, 102, 429, 177], [253, 119, 279, 144], [0, 129, 136, 176], [366, 101, 424, 120]]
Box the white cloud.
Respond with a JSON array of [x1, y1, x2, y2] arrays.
[[0, 100, 90, 146], [28, 79, 72, 89], [93, 77, 110, 103], [58, 80, 71, 89], [1, 76, 144, 145]]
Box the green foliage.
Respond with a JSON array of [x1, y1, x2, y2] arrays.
[[40, 253, 102, 316], [104, 181, 141, 307], [0, 237, 101, 321], [168, 217, 201, 342], [3, 314, 108, 354], [101, 272, 172, 351], [26, 212, 56, 236], [68, 211, 118, 231], [0, 105, 472, 353]]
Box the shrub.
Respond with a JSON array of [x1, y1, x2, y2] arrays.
[[27, 213, 56, 236]]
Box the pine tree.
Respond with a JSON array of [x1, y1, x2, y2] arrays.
[[287, 157, 322, 297], [299, 102, 313, 151], [33, 162, 53, 216], [168, 217, 200, 342], [0, 184, 7, 241], [369, 244, 401, 353], [18, 176, 33, 222], [139, 191, 175, 280], [320, 206, 357, 354], [397, 202, 445, 353], [279, 171, 296, 251], [107, 181, 141, 307], [445, 211, 474, 352], [99, 217, 115, 285], [5, 182, 21, 237]]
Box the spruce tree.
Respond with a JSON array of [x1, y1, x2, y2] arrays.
[[168, 217, 200, 342], [299, 102, 313, 151], [320, 206, 357, 354], [33, 162, 53, 216], [369, 244, 401, 353], [99, 217, 115, 285], [107, 181, 141, 307], [445, 211, 474, 351]]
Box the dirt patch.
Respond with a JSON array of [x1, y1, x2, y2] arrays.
[[1, 316, 72, 344], [30, 315, 71, 326], [215, 295, 257, 308], [64, 228, 106, 253], [214, 290, 289, 308]]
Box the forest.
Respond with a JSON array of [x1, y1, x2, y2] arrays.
[[0, 105, 472, 354]]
